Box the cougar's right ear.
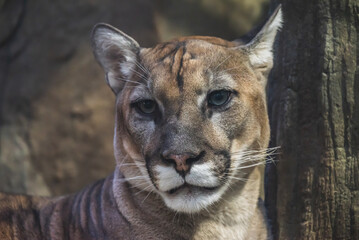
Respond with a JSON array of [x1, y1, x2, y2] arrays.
[[92, 23, 140, 94], [240, 5, 282, 83]]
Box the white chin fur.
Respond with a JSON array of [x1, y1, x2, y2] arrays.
[[154, 162, 225, 213], [159, 186, 227, 213]]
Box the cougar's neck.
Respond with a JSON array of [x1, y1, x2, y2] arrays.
[[191, 167, 263, 239], [38, 173, 128, 239], [36, 165, 262, 239], [112, 165, 263, 239], [112, 166, 196, 238]]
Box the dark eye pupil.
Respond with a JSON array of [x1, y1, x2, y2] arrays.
[[138, 100, 155, 114], [208, 91, 230, 106]]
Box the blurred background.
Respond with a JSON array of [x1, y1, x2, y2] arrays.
[[0, 0, 269, 196]]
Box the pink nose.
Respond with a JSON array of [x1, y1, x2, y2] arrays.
[[167, 154, 191, 172], [162, 151, 204, 174]]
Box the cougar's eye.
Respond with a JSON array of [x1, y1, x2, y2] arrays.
[[208, 90, 231, 107], [136, 100, 156, 114]]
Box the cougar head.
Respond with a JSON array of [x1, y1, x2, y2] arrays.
[[92, 7, 282, 213]]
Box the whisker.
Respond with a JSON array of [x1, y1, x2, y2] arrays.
[[230, 147, 280, 165], [141, 190, 154, 204], [232, 160, 276, 170], [214, 56, 231, 71], [232, 154, 278, 162], [113, 76, 145, 86], [133, 60, 150, 75], [202, 205, 211, 214], [133, 72, 148, 82], [172, 210, 180, 224], [226, 176, 254, 183], [119, 163, 145, 166], [219, 67, 241, 73], [129, 181, 152, 189], [231, 146, 280, 156], [113, 176, 148, 182], [128, 67, 148, 81], [122, 85, 141, 89], [135, 184, 153, 196]]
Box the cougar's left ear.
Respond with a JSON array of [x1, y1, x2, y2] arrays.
[[92, 23, 140, 94], [242, 6, 282, 80]]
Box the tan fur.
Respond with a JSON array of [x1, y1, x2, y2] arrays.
[[0, 6, 282, 240]]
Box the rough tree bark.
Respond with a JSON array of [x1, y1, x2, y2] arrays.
[[266, 0, 359, 239]]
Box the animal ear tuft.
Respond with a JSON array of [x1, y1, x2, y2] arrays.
[[244, 5, 282, 71], [91, 23, 140, 94]]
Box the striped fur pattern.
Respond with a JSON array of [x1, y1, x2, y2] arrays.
[[0, 6, 282, 240]]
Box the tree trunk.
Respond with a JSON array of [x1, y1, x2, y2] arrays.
[[266, 0, 359, 239]]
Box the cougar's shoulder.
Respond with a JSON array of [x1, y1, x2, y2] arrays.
[[0, 192, 50, 239]]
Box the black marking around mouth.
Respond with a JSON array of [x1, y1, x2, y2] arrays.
[[214, 150, 231, 180], [167, 183, 218, 195], [214, 150, 231, 158], [145, 155, 158, 190], [223, 153, 231, 179], [187, 151, 206, 166]]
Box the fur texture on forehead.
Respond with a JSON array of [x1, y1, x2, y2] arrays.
[[138, 38, 262, 107]]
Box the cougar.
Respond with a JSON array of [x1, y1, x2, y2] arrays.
[[0, 6, 282, 240]]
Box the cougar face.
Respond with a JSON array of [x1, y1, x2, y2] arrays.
[[92, 9, 281, 213]]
